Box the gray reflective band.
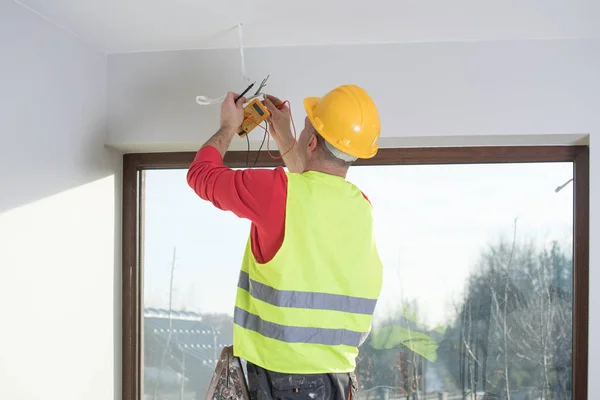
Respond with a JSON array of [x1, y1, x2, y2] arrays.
[[238, 271, 377, 315], [234, 307, 368, 346]]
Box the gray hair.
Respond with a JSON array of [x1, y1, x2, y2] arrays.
[[310, 123, 358, 164], [324, 140, 358, 162]]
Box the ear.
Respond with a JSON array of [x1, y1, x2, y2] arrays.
[[308, 133, 318, 152]]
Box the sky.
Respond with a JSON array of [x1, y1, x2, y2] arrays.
[[142, 161, 573, 329]]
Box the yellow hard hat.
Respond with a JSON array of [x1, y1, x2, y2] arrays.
[[304, 85, 381, 159]]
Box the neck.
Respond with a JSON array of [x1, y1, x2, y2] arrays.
[[304, 160, 348, 178]]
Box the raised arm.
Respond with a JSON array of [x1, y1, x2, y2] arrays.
[[264, 95, 305, 173], [187, 92, 287, 226], [201, 92, 246, 158]]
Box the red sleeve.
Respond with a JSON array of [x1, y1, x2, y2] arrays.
[[361, 192, 371, 204], [186, 146, 287, 263]]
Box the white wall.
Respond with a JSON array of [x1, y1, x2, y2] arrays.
[[107, 37, 599, 395], [0, 2, 120, 400], [1, 1, 596, 397], [107, 39, 597, 151]]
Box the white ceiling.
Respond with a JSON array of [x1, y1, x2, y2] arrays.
[[16, 0, 600, 53]]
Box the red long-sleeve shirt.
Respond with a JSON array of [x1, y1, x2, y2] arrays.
[[187, 146, 288, 263], [186, 146, 369, 263]]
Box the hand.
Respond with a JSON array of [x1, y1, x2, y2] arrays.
[[264, 95, 304, 173], [264, 95, 292, 139], [220, 92, 246, 133]]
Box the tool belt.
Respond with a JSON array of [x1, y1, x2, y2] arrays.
[[206, 346, 357, 400], [206, 346, 249, 400]]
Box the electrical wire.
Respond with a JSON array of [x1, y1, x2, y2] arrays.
[[245, 122, 269, 167], [254, 123, 268, 166], [196, 23, 250, 105], [245, 135, 251, 167], [237, 23, 252, 86]]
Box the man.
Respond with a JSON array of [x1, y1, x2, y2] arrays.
[[187, 85, 383, 400]]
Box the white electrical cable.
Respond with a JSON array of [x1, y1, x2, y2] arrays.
[[195, 94, 226, 105], [196, 23, 251, 106], [237, 23, 252, 86]]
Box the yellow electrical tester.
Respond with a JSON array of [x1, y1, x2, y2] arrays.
[[237, 97, 270, 138]]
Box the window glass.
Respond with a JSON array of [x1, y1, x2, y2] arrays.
[[142, 162, 573, 400]]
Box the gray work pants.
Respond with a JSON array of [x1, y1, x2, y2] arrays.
[[246, 362, 357, 400]]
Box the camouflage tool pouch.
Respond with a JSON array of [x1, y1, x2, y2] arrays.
[[206, 346, 249, 400]]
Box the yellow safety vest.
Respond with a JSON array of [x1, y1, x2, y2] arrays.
[[233, 171, 383, 374]]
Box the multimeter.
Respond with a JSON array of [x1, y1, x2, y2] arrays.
[[237, 97, 270, 138]]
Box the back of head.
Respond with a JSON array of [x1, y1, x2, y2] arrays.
[[303, 85, 381, 168], [312, 125, 356, 169]]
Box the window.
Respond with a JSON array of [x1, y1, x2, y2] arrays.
[[123, 147, 589, 400]]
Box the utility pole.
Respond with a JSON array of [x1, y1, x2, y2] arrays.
[[154, 247, 177, 400], [212, 327, 218, 363], [179, 345, 186, 400]]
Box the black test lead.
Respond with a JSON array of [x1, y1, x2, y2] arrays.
[[235, 82, 255, 103]]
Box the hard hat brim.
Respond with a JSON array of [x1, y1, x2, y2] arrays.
[[303, 97, 319, 124]]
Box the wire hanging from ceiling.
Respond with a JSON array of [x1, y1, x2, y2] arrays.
[[237, 23, 252, 87], [196, 23, 252, 105]]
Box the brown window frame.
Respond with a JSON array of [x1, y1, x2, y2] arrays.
[[122, 145, 589, 400]]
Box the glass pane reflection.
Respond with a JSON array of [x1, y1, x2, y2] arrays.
[[142, 162, 573, 400]]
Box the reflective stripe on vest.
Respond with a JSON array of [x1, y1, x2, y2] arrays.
[[234, 307, 368, 347], [238, 271, 377, 315]]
